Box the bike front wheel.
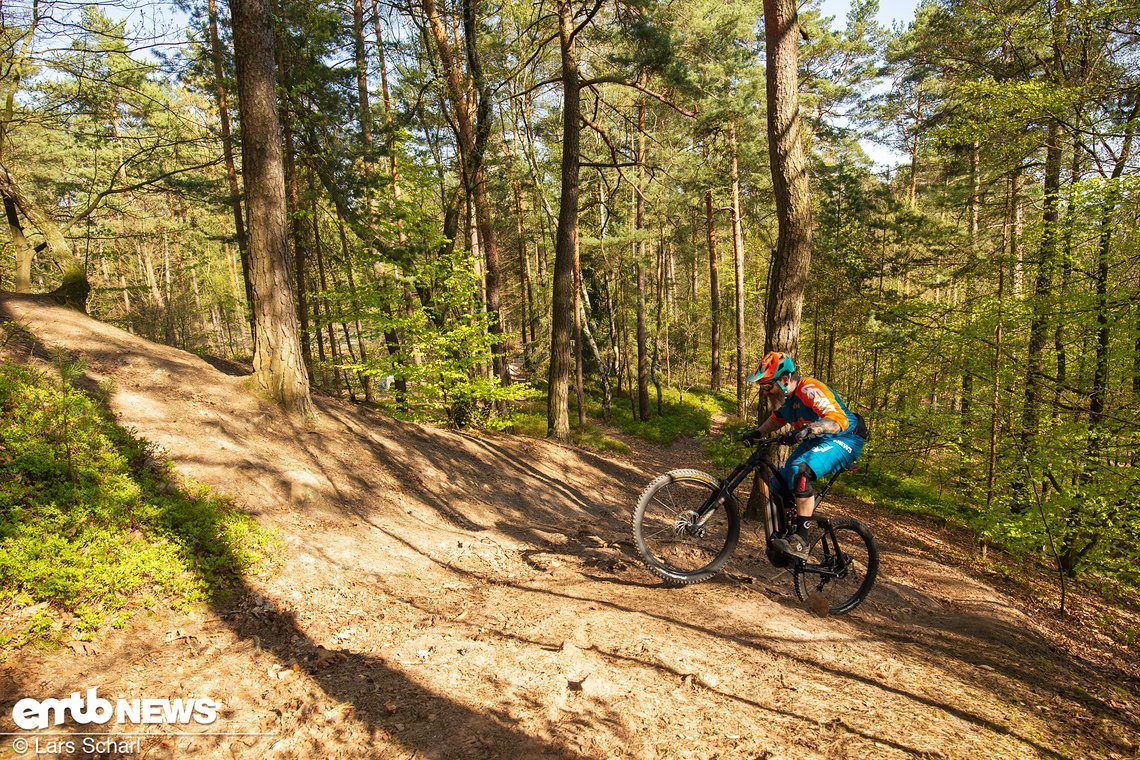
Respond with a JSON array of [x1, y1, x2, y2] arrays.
[[632, 469, 740, 585], [793, 517, 878, 614]]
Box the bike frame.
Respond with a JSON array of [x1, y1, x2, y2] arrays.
[[695, 440, 853, 577]]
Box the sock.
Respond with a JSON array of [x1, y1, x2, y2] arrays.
[[794, 516, 814, 540]]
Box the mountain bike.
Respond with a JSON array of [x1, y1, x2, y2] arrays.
[[630, 434, 878, 615]]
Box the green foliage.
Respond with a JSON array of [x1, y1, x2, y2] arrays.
[[0, 359, 277, 652], [703, 419, 753, 471], [587, 387, 728, 446], [338, 246, 540, 428]]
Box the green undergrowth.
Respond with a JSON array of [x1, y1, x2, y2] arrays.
[[506, 408, 631, 455], [507, 386, 734, 453], [0, 353, 277, 655], [582, 387, 732, 446], [835, 466, 976, 526]]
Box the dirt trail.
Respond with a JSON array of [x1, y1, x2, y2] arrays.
[[1, 293, 1137, 759]]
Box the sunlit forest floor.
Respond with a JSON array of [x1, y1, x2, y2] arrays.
[[1, 292, 1138, 759]]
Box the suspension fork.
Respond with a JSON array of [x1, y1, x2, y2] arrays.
[[692, 462, 752, 526]]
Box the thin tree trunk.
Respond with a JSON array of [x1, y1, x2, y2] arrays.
[[636, 94, 650, 420], [282, 99, 313, 382], [574, 233, 586, 427], [337, 214, 372, 402], [652, 241, 664, 415], [354, 0, 372, 149], [987, 172, 1016, 506], [581, 276, 610, 419], [706, 188, 721, 392], [1022, 120, 1063, 462], [547, 0, 581, 441], [207, 0, 253, 342], [729, 120, 747, 410]]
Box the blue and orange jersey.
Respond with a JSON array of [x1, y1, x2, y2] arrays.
[[767, 377, 857, 434]]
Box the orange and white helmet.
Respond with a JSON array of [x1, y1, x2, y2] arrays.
[[747, 351, 796, 384]]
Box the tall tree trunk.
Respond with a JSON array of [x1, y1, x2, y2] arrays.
[[652, 242, 665, 414], [354, 0, 372, 150], [636, 260, 650, 419], [1021, 120, 1063, 462], [987, 172, 1017, 507], [513, 179, 537, 351], [706, 188, 721, 392], [690, 214, 699, 300], [282, 95, 313, 382], [581, 275, 611, 419], [574, 234, 586, 426], [907, 94, 922, 210], [752, 0, 812, 518], [207, 0, 253, 342], [1090, 97, 1139, 431], [337, 214, 373, 402], [635, 94, 650, 420], [547, 1, 581, 441], [1021, 0, 1068, 462], [230, 0, 313, 415], [762, 0, 812, 355], [729, 120, 747, 410], [961, 139, 980, 474], [372, 0, 398, 184]]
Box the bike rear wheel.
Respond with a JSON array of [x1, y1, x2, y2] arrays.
[[793, 517, 878, 614], [632, 469, 740, 585]]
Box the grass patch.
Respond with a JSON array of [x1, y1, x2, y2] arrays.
[[0, 356, 277, 654], [506, 385, 732, 452], [505, 408, 630, 454], [582, 387, 733, 446]]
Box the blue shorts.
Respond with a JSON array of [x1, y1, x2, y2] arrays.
[[775, 432, 865, 495]]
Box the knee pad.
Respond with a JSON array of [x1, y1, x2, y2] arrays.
[[792, 462, 815, 499]]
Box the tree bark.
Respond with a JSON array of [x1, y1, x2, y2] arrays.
[[4, 196, 33, 292], [1021, 119, 1062, 460], [706, 188, 721, 392], [282, 90, 313, 382], [574, 233, 586, 426], [230, 0, 313, 415], [207, 0, 253, 342], [729, 120, 747, 409], [762, 0, 812, 355], [547, 1, 581, 441], [635, 94, 650, 420]]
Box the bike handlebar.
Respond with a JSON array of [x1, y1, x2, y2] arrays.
[[740, 432, 802, 448]]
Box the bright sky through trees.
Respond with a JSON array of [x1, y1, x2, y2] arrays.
[[818, 0, 921, 168]]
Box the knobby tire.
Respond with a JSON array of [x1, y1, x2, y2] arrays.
[[631, 469, 740, 585], [793, 517, 878, 614]]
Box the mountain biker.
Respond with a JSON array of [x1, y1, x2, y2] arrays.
[[742, 351, 868, 560]]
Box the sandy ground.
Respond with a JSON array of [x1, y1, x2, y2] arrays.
[[1, 293, 1137, 759]]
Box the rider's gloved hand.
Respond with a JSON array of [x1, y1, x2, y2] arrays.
[[777, 428, 808, 446], [740, 429, 764, 446]]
